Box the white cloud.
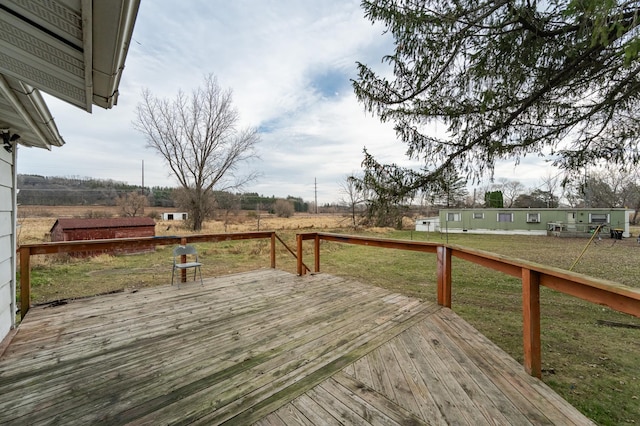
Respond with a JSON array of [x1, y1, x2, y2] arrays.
[[16, 0, 557, 205]]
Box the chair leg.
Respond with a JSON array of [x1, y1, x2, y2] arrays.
[[198, 266, 203, 286]]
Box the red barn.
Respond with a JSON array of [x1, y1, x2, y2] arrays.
[[50, 217, 156, 256]]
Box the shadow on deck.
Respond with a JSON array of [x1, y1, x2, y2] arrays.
[[0, 269, 593, 425]]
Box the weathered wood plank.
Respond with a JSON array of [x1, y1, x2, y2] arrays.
[[0, 270, 595, 426], [364, 345, 396, 403], [270, 401, 315, 425], [352, 354, 374, 388], [132, 300, 438, 425], [318, 377, 409, 425], [396, 326, 478, 425], [1, 273, 417, 422], [431, 309, 595, 425], [0, 273, 364, 376], [4, 272, 289, 358], [290, 393, 342, 426], [375, 339, 423, 416], [21, 280, 424, 422], [413, 321, 521, 425], [303, 383, 373, 426], [332, 372, 428, 426], [342, 363, 355, 376], [385, 334, 448, 424], [5, 271, 337, 355], [253, 414, 289, 426], [1, 275, 356, 394]]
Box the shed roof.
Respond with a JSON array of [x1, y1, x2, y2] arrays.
[[51, 217, 155, 232]]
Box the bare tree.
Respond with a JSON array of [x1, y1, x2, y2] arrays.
[[214, 191, 240, 232], [581, 166, 639, 209], [339, 174, 368, 227], [494, 178, 524, 208], [134, 74, 259, 230], [274, 199, 294, 218], [116, 192, 149, 217], [539, 172, 561, 208]]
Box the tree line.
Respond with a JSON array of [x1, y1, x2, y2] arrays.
[[17, 174, 309, 217], [342, 166, 640, 228]]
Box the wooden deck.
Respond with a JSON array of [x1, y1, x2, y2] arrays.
[[0, 269, 593, 425]]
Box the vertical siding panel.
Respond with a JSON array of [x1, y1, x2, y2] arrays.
[[0, 146, 15, 341]]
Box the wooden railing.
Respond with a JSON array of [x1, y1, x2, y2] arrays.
[[17, 231, 306, 319], [295, 232, 640, 378]]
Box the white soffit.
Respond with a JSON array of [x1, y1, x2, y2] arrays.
[[0, 74, 65, 150], [0, 0, 140, 112]]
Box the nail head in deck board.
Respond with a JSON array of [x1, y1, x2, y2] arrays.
[[0, 270, 594, 425]]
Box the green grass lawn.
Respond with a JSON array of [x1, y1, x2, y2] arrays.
[[18, 229, 640, 425]]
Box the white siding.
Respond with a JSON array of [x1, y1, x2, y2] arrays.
[[0, 186, 10, 211], [415, 218, 440, 232], [0, 146, 15, 342], [0, 209, 10, 236], [0, 258, 12, 339], [0, 158, 11, 187]]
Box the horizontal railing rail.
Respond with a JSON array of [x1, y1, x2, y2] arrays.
[[18, 231, 286, 319], [296, 232, 640, 378]]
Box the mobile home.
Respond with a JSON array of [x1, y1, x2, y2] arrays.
[[438, 208, 632, 238]]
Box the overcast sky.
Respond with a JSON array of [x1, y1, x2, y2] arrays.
[[17, 0, 559, 205]]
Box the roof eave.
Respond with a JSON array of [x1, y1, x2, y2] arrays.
[[90, 0, 141, 110], [0, 75, 65, 150]]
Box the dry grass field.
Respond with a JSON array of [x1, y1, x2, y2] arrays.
[[16, 205, 362, 245]]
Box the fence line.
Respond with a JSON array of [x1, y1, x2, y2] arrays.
[[18, 232, 281, 318]]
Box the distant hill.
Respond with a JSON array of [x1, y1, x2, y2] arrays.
[[17, 175, 145, 206], [16, 175, 309, 212]]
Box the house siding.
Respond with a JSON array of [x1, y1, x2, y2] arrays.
[[0, 146, 16, 342]]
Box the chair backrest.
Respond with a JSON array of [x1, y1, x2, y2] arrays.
[[174, 245, 197, 257]]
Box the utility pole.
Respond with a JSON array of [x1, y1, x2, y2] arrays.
[[315, 177, 318, 214]]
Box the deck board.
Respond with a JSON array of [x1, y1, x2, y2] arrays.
[[0, 269, 594, 425]]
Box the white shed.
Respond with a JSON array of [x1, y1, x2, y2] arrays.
[[415, 217, 440, 232], [162, 212, 189, 221]]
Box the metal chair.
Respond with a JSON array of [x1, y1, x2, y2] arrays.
[[172, 245, 203, 287]]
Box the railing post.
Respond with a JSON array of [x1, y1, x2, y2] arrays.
[[522, 268, 542, 378], [180, 237, 187, 283], [437, 246, 452, 307], [296, 234, 304, 275], [314, 235, 320, 273], [19, 247, 31, 319], [270, 233, 276, 268]]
